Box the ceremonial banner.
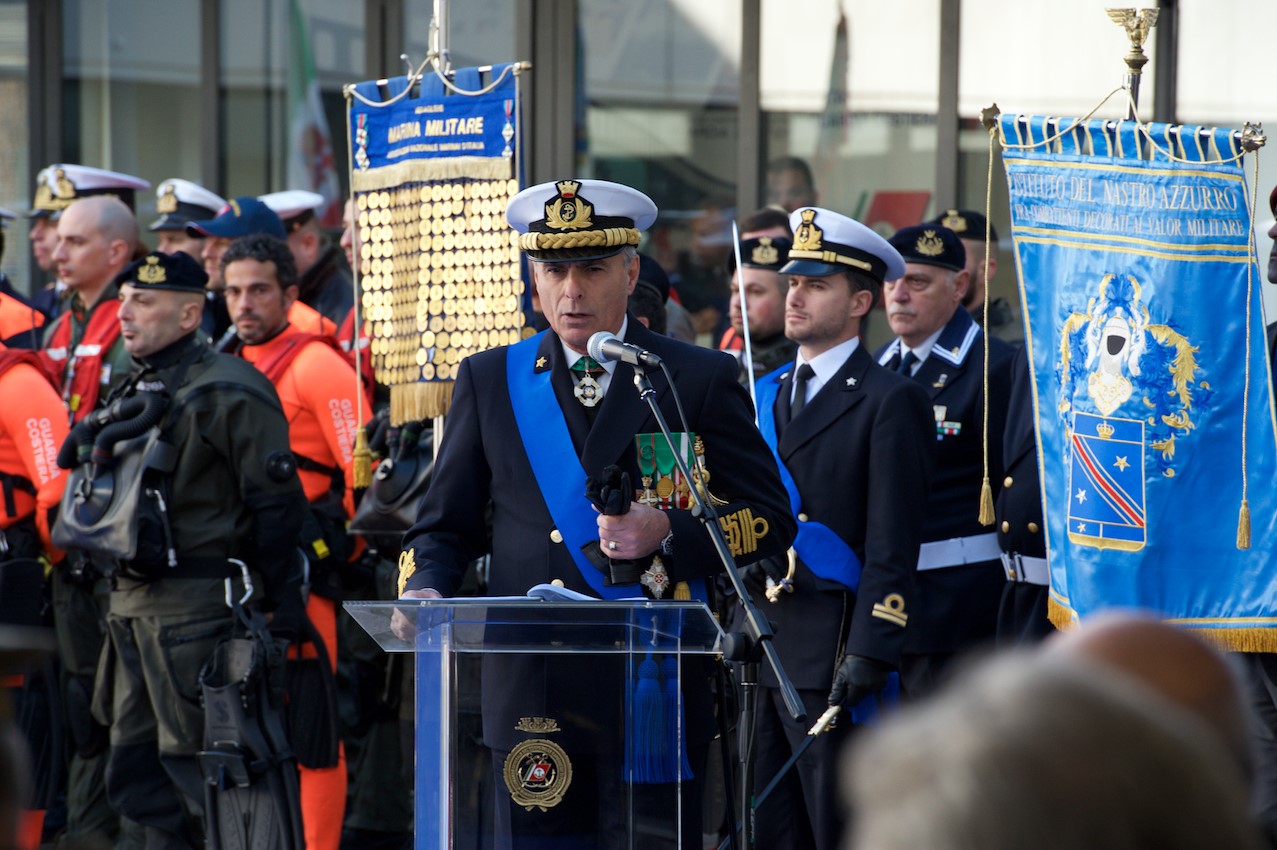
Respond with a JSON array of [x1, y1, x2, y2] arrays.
[[1001, 115, 1277, 650], [348, 64, 529, 421]]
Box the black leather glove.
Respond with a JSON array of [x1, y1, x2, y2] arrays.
[[741, 555, 785, 597], [828, 655, 893, 708], [584, 465, 632, 516]]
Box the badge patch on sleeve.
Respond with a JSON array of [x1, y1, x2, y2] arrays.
[[719, 507, 769, 557], [397, 549, 416, 598]]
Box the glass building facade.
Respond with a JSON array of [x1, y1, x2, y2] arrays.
[[7, 0, 1276, 318]]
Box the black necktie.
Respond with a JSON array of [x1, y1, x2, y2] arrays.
[[790, 364, 815, 420], [897, 350, 918, 376]]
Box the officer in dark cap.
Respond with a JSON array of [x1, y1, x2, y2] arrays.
[[875, 224, 1014, 698], [747, 207, 935, 850], [720, 235, 798, 385], [57, 250, 306, 849], [925, 209, 1017, 338]]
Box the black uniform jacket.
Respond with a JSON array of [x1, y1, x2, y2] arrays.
[[760, 344, 935, 690], [996, 343, 1053, 641], [403, 317, 793, 597], [402, 318, 795, 751], [877, 307, 1014, 654]]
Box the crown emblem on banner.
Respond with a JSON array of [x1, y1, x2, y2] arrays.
[[751, 237, 779, 266], [916, 229, 945, 257], [793, 209, 823, 251], [1096, 421, 1115, 439], [136, 256, 167, 284], [544, 180, 593, 231], [156, 184, 179, 215], [940, 210, 968, 233]]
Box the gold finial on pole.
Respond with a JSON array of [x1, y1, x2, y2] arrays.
[[1106, 8, 1159, 120]]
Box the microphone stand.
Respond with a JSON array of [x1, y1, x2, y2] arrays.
[[630, 363, 803, 850]]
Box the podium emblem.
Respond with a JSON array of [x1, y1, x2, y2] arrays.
[[504, 739, 573, 811]]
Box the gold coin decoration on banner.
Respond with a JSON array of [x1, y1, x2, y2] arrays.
[[353, 177, 529, 410]]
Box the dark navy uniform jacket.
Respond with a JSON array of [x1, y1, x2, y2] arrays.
[[758, 345, 935, 689], [996, 343, 1053, 642], [402, 317, 795, 750], [877, 307, 1014, 655]]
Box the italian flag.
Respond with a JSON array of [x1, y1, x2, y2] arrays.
[[288, 0, 341, 227]]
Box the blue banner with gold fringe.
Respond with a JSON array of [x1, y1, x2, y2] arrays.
[[346, 64, 530, 423], [1001, 114, 1277, 650]]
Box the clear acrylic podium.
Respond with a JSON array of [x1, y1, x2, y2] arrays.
[[345, 598, 725, 850]]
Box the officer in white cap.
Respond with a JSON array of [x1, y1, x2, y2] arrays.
[[259, 190, 352, 326], [399, 178, 794, 848], [149, 179, 232, 342], [148, 178, 226, 257], [746, 206, 935, 849], [875, 223, 1015, 698], [26, 165, 149, 324]]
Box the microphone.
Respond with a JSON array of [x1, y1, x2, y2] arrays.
[[587, 331, 663, 368]]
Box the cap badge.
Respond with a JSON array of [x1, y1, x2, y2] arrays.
[[915, 229, 945, 257], [793, 209, 824, 252], [156, 185, 179, 215], [544, 180, 593, 231], [53, 169, 76, 200], [135, 255, 167, 285], [227, 199, 241, 218], [750, 237, 779, 266], [940, 210, 968, 233], [33, 184, 53, 209]]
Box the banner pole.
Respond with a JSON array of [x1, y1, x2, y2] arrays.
[[1106, 7, 1159, 120]]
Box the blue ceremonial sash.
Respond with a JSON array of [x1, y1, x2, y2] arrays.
[[754, 371, 862, 592], [506, 333, 706, 601]]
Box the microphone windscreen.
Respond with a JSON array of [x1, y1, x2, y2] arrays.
[[587, 330, 618, 363]]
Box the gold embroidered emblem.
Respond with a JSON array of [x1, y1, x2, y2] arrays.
[[535, 356, 548, 369], [504, 739, 573, 812], [1096, 421, 1115, 439], [719, 507, 769, 557], [53, 168, 75, 200], [543, 179, 593, 231], [939, 210, 968, 233], [915, 229, 945, 257], [135, 256, 167, 285], [871, 593, 908, 627], [792, 209, 824, 252], [750, 237, 779, 266], [396, 549, 416, 597], [156, 184, 179, 215], [515, 717, 561, 734], [33, 184, 53, 209]]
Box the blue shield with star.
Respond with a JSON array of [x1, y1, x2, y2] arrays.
[[1067, 413, 1145, 551]]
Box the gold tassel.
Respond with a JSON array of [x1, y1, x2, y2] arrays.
[[673, 582, 691, 601], [1237, 499, 1251, 549], [390, 382, 455, 426], [352, 428, 374, 489], [1047, 598, 1075, 632], [978, 477, 995, 526]]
